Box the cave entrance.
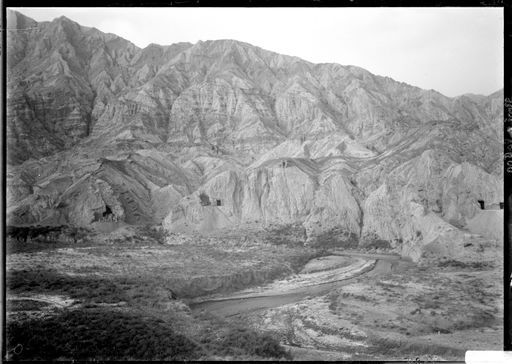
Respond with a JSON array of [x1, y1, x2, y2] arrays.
[[103, 205, 113, 218], [216, 199, 222, 206], [93, 205, 114, 222], [500, 202, 504, 209], [477, 200, 485, 210]]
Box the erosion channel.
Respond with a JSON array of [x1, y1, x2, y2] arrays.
[[190, 252, 411, 317]]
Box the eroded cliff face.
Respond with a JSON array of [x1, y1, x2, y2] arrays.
[[360, 160, 501, 260], [6, 10, 503, 261]]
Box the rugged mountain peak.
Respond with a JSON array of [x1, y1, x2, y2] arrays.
[[6, 11, 503, 261], [54, 15, 74, 22]]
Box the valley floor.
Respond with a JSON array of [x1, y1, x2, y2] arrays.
[[5, 225, 503, 361]]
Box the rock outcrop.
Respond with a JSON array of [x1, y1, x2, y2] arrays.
[[6, 10, 503, 261]]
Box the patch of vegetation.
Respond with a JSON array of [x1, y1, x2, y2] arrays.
[[452, 309, 497, 331], [196, 314, 291, 360], [327, 291, 339, 313], [6, 308, 200, 360], [312, 228, 358, 250], [6, 225, 92, 253], [345, 292, 373, 302], [216, 326, 290, 359], [199, 191, 211, 206], [365, 336, 465, 360], [301, 316, 367, 342], [430, 326, 452, 334], [261, 223, 307, 247], [7, 299, 51, 312], [8, 231, 320, 300], [376, 281, 405, 290], [138, 225, 168, 244], [6, 269, 181, 307], [437, 259, 493, 270], [6, 225, 90, 242], [362, 239, 392, 250]]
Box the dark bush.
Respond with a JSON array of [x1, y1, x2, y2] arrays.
[[311, 228, 358, 250], [7, 270, 129, 304], [6, 225, 89, 243], [437, 260, 493, 270], [139, 225, 167, 244], [262, 223, 307, 247], [201, 325, 290, 359], [6, 308, 201, 360], [362, 239, 392, 250], [199, 192, 211, 206], [6, 225, 91, 253]]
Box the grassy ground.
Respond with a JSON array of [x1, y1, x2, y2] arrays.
[[6, 224, 315, 361]]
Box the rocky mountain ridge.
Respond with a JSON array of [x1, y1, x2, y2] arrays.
[[6, 10, 503, 261]]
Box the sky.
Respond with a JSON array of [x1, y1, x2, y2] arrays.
[[10, 7, 503, 97]]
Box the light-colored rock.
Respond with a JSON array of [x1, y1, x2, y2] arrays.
[[6, 10, 503, 261], [466, 210, 503, 241]]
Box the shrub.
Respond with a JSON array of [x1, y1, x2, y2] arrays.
[[437, 260, 493, 270], [6, 308, 201, 360], [7, 270, 129, 304], [202, 325, 290, 359], [262, 223, 307, 247], [6, 226, 92, 253], [367, 336, 464, 359], [363, 239, 392, 250], [311, 228, 358, 250], [139, 225, 167, 244], [199, 192, 211, 206]]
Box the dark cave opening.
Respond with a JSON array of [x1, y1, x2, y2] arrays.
[[103, 205, 113, 218], [93, 205, 115, 222], [477, 200, 485, 210]]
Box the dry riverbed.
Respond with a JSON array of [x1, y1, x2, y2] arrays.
[[240, 251, 503, 361]]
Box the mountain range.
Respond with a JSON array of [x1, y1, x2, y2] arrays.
[[6, 10, 504, 261]]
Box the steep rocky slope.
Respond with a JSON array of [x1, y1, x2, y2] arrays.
[[6, 10, 503, 261]]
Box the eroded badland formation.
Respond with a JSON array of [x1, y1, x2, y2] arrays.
[[6, 10, 504, 361]]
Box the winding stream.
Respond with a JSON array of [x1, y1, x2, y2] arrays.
[[190, 251, 410, 317]]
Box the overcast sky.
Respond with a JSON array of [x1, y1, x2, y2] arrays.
[[11, 7, 503, 97]]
